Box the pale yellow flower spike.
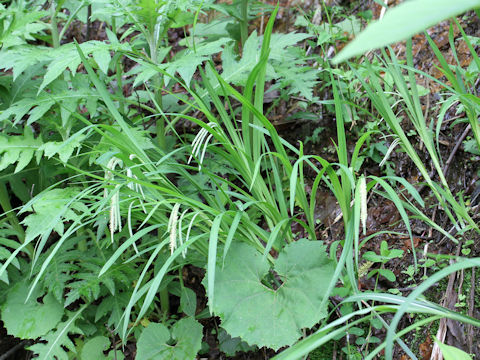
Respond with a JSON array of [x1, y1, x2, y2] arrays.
[[359, 176, 368, 235], [168, 203, 181, 255]]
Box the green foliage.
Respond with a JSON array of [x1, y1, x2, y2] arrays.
[[209, 239, 334, 350], [220, 31, 317, 99], [218, 328, 256, 356], [0, 127, 42, 172], [0, 3, 48, 49], [136, 317, 203, 359], [1, 282, 63, 339], [28, 309, 85, 360], [0, 227, 21, 284], [363, 241, 403, 282], [1, 0, 480, 359], [435, 340, 473, 360], [20, 188, 89, 243], [333, 0, 480, 63], [180, 286, 197, 317], [81, 336, 123, 360]]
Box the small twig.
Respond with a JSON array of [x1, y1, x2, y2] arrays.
[[442, 124, 471, 177], [379, 0, 389, 20], [424, 124, 471, 238], [467, 268, 475, 353]]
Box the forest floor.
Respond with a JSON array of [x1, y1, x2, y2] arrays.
[[1, 0, 480, 359]]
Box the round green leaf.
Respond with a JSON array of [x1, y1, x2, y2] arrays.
[[1, 282, 63, 339], [210, 239, 335, 350], [136, 317, 203, 360], [81, 336, 110, 360]]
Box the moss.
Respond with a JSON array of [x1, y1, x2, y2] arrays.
[[308, 342, 335, 360]]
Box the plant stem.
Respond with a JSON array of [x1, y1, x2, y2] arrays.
[[158, 230, 169, 316], [50, 1, 60, 48], [240, 0, 249, 48], [86, 4, 92, 41], [0, 181, 32, 256], [154, 76, 166, 150], [150, 34, 166, 150]]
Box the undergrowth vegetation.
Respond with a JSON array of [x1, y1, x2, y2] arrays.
[[0, 0, 479, 359]]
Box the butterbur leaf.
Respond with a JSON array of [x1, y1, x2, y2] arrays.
[[218, 328, 256, 356], [136, 317, 203, 360], [81, 336, 110, 360], [209, 239, 334, 350], [1, 282, 63, 339], [28, 309, 84, 360]]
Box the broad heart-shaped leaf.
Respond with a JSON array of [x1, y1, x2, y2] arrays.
[[1, 281, 63, 339], [333, 0, 480, 64], [210, 239, 335, 350], [28, 309, 84, 360], [81, 336, 120, 360], [136, 317, 203, 360]]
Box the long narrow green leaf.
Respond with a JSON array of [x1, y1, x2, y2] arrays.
[[132, 233, 206, 337], [223, 211, 242, 264], [385, 257, 480, 359], [98, 224, 162, 276], [207, 214, 223, 314], [121, 240, 167, 340], [273, 306, 388, 359], [74, 41, 150, 164], [333, 0, 480, 63]]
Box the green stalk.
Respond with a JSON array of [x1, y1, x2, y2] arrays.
[[159, 287, 170, 318], [0, 181, 33, 256], [240, 0, 249, 47], [86, 4, 92, 41], [114, 53, 126, 115], [154, 76, 166, 150], [50, 0, 60, 48], [158, 230, 169, 316], [150, 34, 166, 150]]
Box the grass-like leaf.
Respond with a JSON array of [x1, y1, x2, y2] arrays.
[[333, 0, 480, 63]]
